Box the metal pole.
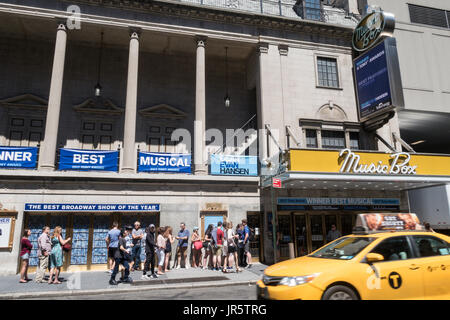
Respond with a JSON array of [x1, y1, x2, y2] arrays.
[[271, 180, 278, 264], [260, 0, 263, 14]]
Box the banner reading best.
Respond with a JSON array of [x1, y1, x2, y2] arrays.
[[58, 148, 118, 172]]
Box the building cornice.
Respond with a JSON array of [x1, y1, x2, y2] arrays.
[[61, 0, 354, 42]]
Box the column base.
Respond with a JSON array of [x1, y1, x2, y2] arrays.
[[38, 164, 55, 171], [120, 167, 136, 174], [194, 165, 208, 175]]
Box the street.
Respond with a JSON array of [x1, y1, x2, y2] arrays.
[[29, 284, 258, 300]]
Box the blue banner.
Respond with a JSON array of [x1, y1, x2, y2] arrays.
[[0, 146, 37, 169], [210, 154, 258, 176], [25, 203, 160, 212], [138, 152, 191, 173], [354, 40, 392, 119], [58, 149, 118, 172]]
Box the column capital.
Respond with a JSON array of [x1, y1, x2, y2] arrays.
[[129, 27, 141, 39], [257, 42, 269, 54], [278, 44, 289, 56], [195, 36, 207, 47]]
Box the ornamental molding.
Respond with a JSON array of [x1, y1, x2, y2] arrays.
[[139, 104, 187, 120], [0, 93, 48, 111], [73, 97, 124, 115], [60, 0, 353, 41]]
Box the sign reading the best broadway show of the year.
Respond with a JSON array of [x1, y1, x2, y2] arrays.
[[0, 146, 37, 169], [210, 154, 258, 176], [25, 203, 160, 212], [354, 40, 393, 120], [58, 149, 119, 172], [138, 152, 191, 173]]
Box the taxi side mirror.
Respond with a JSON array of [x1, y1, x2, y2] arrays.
[[366, 253, 384, 264]]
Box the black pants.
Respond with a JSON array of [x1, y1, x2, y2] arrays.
[[111, 257, 130, 281], [238, 247, 246, 267], [143, 249, 155, 275]]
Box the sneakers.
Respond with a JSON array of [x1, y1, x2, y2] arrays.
[[141, 275, 151, 280], [185, 265, 189, 269], [176, 265, 181, 270], [245, 264, 252, 269], [109, 279, 118, 286], [151, 273, 158, 279], [122, 277, 133, 284]]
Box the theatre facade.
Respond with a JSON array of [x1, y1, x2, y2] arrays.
[[2, 0, 448, 274]]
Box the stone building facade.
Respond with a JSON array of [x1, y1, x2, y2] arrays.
[[0, 0, 405, 274]]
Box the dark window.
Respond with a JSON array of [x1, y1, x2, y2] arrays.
[[30, 120, 43, 128], [305, 0, 322, 20], [100, 123, 112, 132], [413, 236, 450, 257], [293, 0, 322, 21], [322, 130, 345, 149], [409, 4, 449, 29], [150, 126, 161, 133], [317, 57, 339, 88], [370, 236, 413, 261], [306, 129, 318, 148], [349, 132, 360, 150], [83, 122, 95, 131], [11, 118, 24, 127]]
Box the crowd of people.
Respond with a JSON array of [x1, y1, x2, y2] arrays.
[[19, 219, 254, 285], [106, 219, 254, 285]]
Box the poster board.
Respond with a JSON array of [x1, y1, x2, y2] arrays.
[[355, 213, 423, 232], [0, 212, 16, 249]]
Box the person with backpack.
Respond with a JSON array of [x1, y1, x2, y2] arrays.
[[242, 219, 253, 268]]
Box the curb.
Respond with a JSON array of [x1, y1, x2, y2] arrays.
[[0, 279, 258, 300]]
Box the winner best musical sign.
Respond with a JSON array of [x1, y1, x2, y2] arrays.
[[289, 149, 450, 177]]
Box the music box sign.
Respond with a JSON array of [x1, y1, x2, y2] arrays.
[[339, 149, 416, 175], [289, 149, 450, 177], [352, 10, 395, 52]]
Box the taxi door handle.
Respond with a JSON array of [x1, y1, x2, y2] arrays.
[[409, 264, 420, 270]]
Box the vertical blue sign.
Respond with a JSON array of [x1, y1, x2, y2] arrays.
[[0, 146, 38, 169], [354, 40, 392, 120], [58, 149, 118, 172]]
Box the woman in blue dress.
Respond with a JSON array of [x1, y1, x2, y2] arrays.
[[48, 226, 71, 284]]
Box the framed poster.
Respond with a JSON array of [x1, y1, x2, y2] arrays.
[[0, 213, 16, 249]]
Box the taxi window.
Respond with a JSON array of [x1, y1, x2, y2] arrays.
[[370, 236, 413, 261], [412, 235, 450, 257], [310, 237, 374, 260]]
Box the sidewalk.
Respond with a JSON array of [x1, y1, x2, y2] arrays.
[[0, 263, 267, 299]]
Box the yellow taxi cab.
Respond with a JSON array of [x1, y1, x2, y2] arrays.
[[256, 213, 450, 300]]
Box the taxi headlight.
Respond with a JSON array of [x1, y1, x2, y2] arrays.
[[279, 273, 320, 287]]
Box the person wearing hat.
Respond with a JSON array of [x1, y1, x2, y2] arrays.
[[142, 224, 158, 280], [191, 226, 202, 268]]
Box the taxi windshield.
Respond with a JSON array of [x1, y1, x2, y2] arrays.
[[309, 237, 375, 260]]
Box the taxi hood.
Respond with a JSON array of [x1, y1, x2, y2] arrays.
[[264, 256, 351, 277]]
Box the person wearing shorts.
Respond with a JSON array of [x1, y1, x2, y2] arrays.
[[212, 222, 224, 270], [19, 229, 32, 283]]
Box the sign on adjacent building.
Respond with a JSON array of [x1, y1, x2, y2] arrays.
[[210, 154, 258, 176], [353, 38, 404, 122], [0, 146, 38, 169], [352, 10, 395, 52], [138, 152, 191, 173], [58, 149, 119, 172], [24, 203, 160, 212]]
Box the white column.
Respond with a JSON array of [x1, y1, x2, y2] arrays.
[[194, 36, 207, 175], [256, 43, 269, 161], [39, 23, 67, 170], [121, 29, 140, 173]]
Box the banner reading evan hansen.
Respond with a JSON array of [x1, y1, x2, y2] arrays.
[[138, 152, 191, 173], [210, 155, 258, 176]]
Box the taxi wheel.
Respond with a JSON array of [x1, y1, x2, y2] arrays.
[[322, 285, 358, 300]]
